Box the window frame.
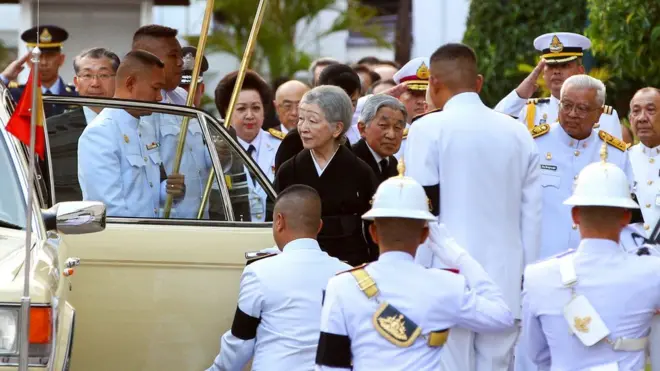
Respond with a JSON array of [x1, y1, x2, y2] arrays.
[[41, 95, 277, 226]]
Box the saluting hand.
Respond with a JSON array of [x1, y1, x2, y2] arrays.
[[1, 53, 31, 82], [427, 223, 468, 268], [380, 82, 409, 99], [166, 173, 186, 199], [515, 59, 546, 99]]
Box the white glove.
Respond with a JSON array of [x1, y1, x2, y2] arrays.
[[428, 223, 468, 268]]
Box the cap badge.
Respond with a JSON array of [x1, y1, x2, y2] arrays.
[[416, 62, 430, 80], [182, 52, 195, 71], [39, 28, 52, 43], [549, 35, 564, 53]]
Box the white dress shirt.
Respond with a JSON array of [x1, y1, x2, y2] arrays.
[[208, 238, 351, 371], [521, 238, 660, 371], [629, 143, 660, 233]]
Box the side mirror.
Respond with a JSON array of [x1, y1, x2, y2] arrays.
[[42, 201, 106, 235]]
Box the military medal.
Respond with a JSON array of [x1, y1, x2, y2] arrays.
[[123, 134, 129, 144], [545, 152, 552, 160]]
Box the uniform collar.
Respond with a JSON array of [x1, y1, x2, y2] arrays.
[[640, 142, 660, 157], [556, 122, 596, 149], [237, 129, 263, 153], [111, 108, 139, 126], [282, 238, 322, 252], [378, 251, 414, 263], [281, 124, 290, 134], [160, 87, 188, 105], [42, 77, 62, 94], [576, 238, 623, 256], [443, 92, 482, 111]]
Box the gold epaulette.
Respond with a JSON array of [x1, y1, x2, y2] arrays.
[[526, 98, 550, 105], [267, 128, 285, 140], [530, 123, 550, 139], [7, 81, 19, 88], [598, 130, 627, 152], [602, 105, 614, 115], [246, 253, 276, 266], [410, 108, 442, 124], [403, 128, 409, 139], [336, 262, 368, 276]]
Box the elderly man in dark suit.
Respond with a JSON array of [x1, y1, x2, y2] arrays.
[[46, 47, 120, 203], [352, 94, 407, 184]]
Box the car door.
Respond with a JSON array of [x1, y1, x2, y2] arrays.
[[42, 96, 276, 371]]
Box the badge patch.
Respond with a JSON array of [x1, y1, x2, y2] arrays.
[[146, 142, 160, 150], [372, 302, 421, 347], [541, 164, 557, 171]]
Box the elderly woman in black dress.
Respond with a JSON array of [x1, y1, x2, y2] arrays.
[[274, 85, 379, 266]]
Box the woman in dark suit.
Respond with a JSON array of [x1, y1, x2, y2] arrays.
[[274, 85, 379, 266]]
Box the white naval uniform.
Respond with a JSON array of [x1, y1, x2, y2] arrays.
[[495, 90, 623, 139], [207, 238, 350, 371], [405, 92, 542, 371], [78, 108, 170, 218], [237, 129, 281, 222], [315, 251, 514, 371], [521, 238, 660, 371], [533, 123, 633, 259], [627, 142, 660, 370]]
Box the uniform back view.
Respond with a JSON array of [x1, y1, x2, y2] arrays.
[[521, 157, 660, 370], [315, 174, 514, 370], [405, 43, 542, 371]]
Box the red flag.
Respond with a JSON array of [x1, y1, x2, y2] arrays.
[[6, 67, 45, 159]]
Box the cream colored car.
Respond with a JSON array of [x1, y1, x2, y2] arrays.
[[33, 96, 277, 371], [0, 87, 107, 370]]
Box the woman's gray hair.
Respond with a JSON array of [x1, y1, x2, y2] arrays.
[[301, 85, 353, 139], [560, 74, 606, 107], [358, 94, 408, 126]]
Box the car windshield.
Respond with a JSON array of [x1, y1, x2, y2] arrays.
[[0, 131, 26, 230]]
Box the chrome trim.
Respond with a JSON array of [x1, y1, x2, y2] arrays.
[[107, 216, 272, 228], [47, 297, 58, 371], [62, 309, 75, 371], [198, 113, 234, 220], [0, 302, 50, 307], [53, 201, 106, 235]]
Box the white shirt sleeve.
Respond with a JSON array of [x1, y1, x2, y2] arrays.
[[315, 277, 352, 371], [520, 270, 551, 369], [521, 141, 542, 265], [494, 90, 527, 119], [404, 120, 439, 186]]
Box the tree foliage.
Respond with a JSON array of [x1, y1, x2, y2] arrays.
[[585, 0, 660, 114], [189, 0, 388, 84], [462, 0, 587, 107]]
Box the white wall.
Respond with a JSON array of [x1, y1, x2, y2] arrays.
[[412, 0, 470, 58]]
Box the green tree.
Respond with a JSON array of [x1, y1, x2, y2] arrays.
[[190, 0, 389, 84], [585, 0, 660, 116], [462, 0, 587, 107]]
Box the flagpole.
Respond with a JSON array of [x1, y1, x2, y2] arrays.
[[18, 46, 40, 371]]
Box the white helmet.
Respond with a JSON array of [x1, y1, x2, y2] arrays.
[[563, 160, 638, 209], [362, 175, 436, 221]]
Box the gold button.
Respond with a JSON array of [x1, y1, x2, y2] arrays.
[[149, 182, 153, 188], [645, 224, 651, 230], [646, 203, 652, 208], [257, 214, 262, 219], [648, 180, 654, 185], [651, 158, 655, 164], [574, 150, 580, 156], [144, 157, 148, 162], [572, 224, 578, 230]]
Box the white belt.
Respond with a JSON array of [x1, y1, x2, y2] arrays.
[[607, 336, 648, 351]]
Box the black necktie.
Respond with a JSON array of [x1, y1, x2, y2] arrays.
[[379, 159, 388, 177], [247, 144, 256, 158], [45, 89, 52, 95]]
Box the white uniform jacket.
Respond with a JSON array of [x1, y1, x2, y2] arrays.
[[629, 143, 660, 233], [315, 251, 514, 370], [78, 108, 171, 218], [533, 122, 633, 259], [521, 238, 660, 371], [207, 238, 350, 371], [404, 92, 541, 316], [495, 90, 623, 139]]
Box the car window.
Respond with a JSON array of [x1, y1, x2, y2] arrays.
[[0, 129, 27, 229], [45, 101, 230, 221]]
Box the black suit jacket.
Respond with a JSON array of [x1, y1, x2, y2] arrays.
[[351, 139, 398, 184], [10, 77, 78, 118], [45, 107, 88, 203]]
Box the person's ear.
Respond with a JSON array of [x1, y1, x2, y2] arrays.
[[333, 121, 345, 139], [369, 223, 379, 245], [475, 74, 484, 94], [358, 121, 367, 136], [420, 225, 430, 245]]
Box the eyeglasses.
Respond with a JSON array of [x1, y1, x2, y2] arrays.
[[278, 101, 300, 111], [559, 101, 600, 117], [77, 73, 115, 81]]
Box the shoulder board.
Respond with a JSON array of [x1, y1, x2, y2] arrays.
[[403, 128, 409, 139], [7, 81, 19, 88], [267, 128, 285, 140], [602, 105, 614, 115], [598, 130, 627, 152], [533, 249, 576, 266], [526, 98, 550, 105], [530, 123, 550, 139], [411, 108, 442, 124], [336, 263, 369, 276], [246, 253, 276, 266]]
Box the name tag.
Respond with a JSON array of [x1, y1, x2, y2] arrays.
[[563, 295, 610, 346], [249, 194, 265, 214], [146, 142, 160, 151], [540, 164, 557, 171]]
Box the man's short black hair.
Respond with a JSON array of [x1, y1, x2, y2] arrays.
[[318, 64, 361, 97], [430, 43, 478, 67], [132, 25, 178, 47], [123, 50, 165, 68], [430, 43, 478, 90], [276, 184, 321, 205], [357, 56, 381, 65]]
